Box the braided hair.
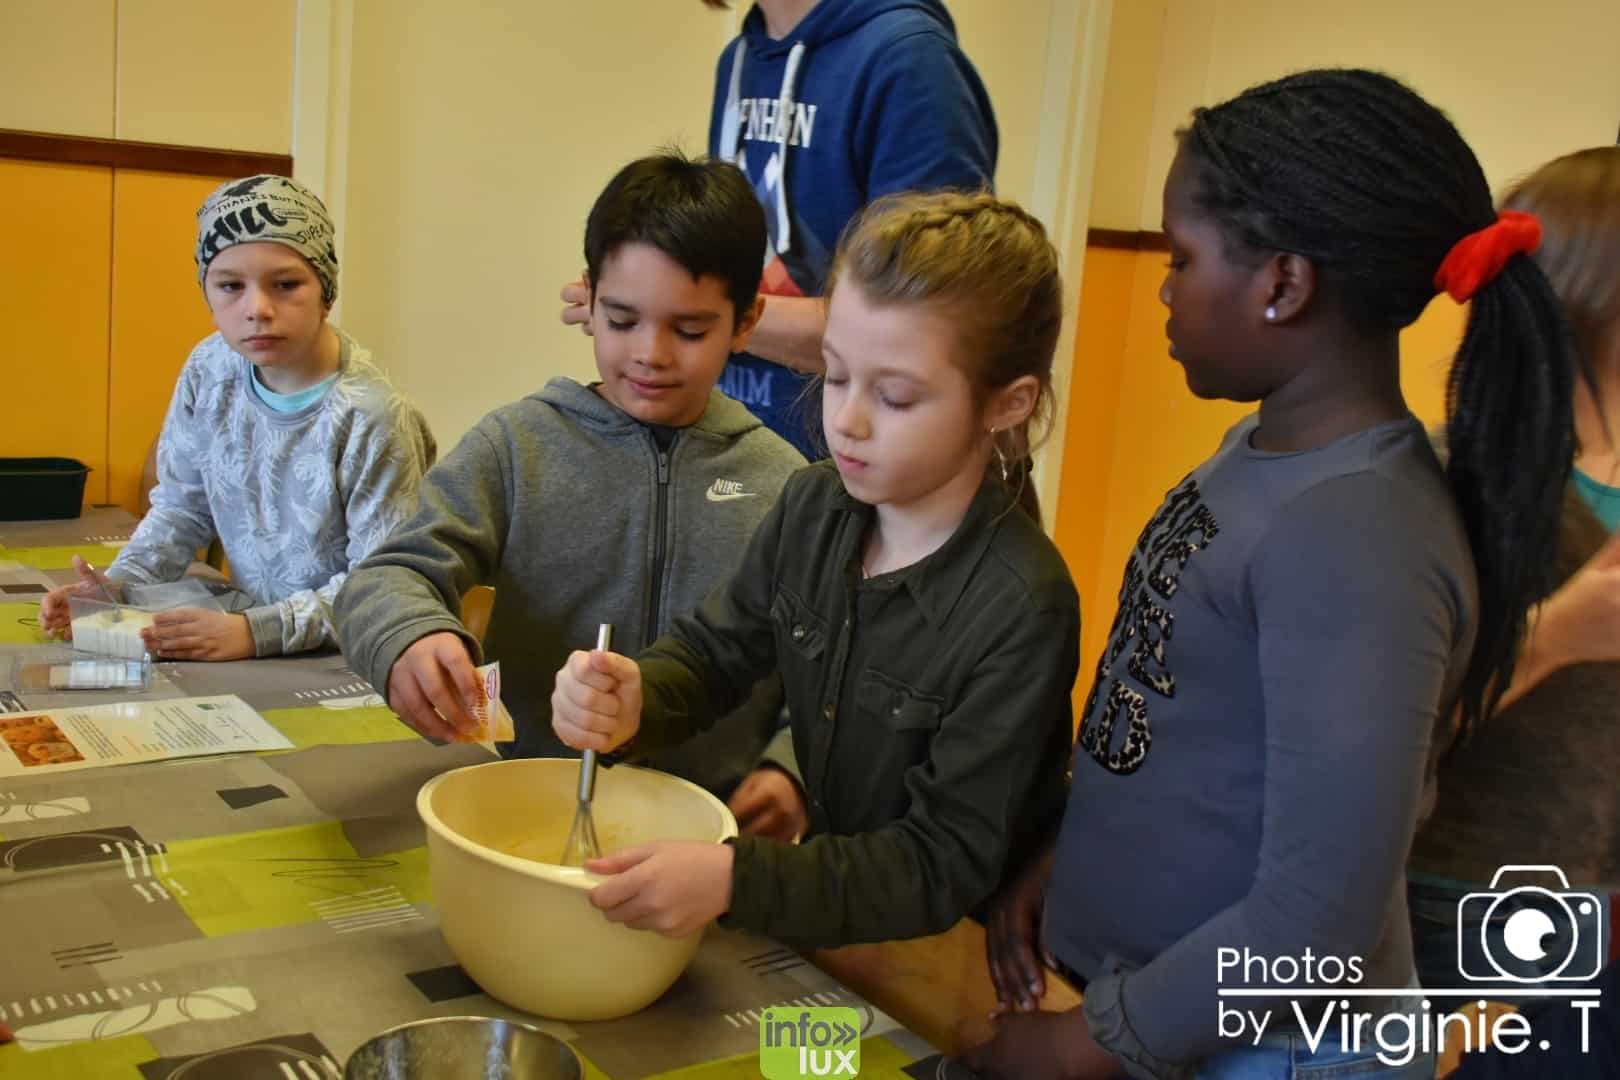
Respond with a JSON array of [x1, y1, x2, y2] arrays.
[[825, 190, 1065, 524], [1181, 69, 1576, 738]]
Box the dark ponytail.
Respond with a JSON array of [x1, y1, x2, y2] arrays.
[[1445, 258, 1574, 735], [1181, 68, 1576, 737]]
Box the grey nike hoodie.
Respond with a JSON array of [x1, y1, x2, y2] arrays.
[[334, 376, 806, 790]]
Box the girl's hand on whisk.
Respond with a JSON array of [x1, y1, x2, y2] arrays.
[[551, 647, 642, 752]]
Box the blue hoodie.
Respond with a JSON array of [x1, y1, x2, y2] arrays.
[[709, 0, 998, 457]]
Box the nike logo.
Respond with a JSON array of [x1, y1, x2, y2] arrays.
[[706, 479, 757, 502]]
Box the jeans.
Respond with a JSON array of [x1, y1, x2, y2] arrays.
[[1197, 991, 1436, 1079]]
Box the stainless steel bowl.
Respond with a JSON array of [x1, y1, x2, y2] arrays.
[[344, 1016, 583, 1080]]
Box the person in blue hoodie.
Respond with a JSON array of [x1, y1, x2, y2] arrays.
[[561, 0, 997, 458]]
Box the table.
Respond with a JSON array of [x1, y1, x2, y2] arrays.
[[0, 512, 1016, 1079]]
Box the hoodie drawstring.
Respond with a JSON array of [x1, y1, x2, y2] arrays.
[[719, 39, 746, 163], [771, 41, 806, 256], [718, 37, 806, 260]]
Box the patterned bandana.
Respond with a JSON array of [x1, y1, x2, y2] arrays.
[[195, 175, 339, 305]]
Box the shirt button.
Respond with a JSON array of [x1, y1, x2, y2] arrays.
[[792, 625, 806, 641], [823, 705, 833, 721]]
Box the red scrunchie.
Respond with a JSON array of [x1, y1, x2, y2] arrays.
[[1433, 210, 1542, 303]]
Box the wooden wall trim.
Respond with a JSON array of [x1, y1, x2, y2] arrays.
[[0, 129, 292, 179], [1086, 227, 1169, 252]]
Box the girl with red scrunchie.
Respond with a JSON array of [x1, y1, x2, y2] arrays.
[[970, 69, 1579, 1080]]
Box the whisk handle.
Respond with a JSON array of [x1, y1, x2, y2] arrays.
[[578, 749, 598, 801], [578, 622, 614, 800]]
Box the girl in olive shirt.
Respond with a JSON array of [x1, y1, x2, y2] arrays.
[[551, 191, 1079, 948]]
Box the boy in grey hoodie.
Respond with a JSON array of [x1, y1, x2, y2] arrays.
[[334, 153, 807, 827]]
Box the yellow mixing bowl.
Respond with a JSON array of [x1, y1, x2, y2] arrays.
[[417, 757, 738, 1021]]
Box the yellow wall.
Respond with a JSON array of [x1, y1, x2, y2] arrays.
[[0, 161, 114, 507], [0, 1, 294, 151], [0, 162, 226, 515], [108, 171, 233, 514]]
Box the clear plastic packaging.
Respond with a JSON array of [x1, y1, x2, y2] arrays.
[[66, 579, 227, 662], [122, 578, 224, 612], [13, 653, 153, 692], [67, 596, 155, 661]]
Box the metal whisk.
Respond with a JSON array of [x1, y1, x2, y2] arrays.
[[560, 623, 612, 867]]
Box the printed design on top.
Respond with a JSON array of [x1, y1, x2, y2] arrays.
[[731, 93, 821, 290], [706, 479, 758, 503], [1078, 477, 1219, 776]]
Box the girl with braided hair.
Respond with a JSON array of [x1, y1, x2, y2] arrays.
[[973, 69, 1576, 1079], [549, 190, 1079, 947]]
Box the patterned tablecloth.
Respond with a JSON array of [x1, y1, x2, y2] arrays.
[[0, 513, 957, 1079]]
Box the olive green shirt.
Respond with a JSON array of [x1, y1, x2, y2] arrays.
[[629, 461, 1079, 948]]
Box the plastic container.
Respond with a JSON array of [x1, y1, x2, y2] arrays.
[[13, 653, 153, 692], [0, 458, 90, 521], [67, 596, 155, 661], [123, 578, 223, 612]]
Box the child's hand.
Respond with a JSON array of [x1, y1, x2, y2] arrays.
[[386, 632, 484, 742], [729, 766, 809, 842], [586, 840, 733, 936], [559, 272, 593, 336], [37, 555, 114, 637], [986, 846, 1058, 1014], [551, 648, 641, 752], [141, 609, 254, 661]]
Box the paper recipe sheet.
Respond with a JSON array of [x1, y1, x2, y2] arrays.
[[0, 695, 292, 775]]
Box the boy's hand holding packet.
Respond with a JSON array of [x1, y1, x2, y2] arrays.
[[386, 631, 510, 745]]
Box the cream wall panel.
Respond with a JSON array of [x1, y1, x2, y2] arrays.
[[951, 0, 1057, 210], [1135, 0, 1215, 230], [342, 0, 1080, 451], [341, 1, 740, 448], [1087, 0, 1165, 229], [0, 0, 116, 138], [116, 0, 296, 152], [1132, 0, 1620, 228]]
